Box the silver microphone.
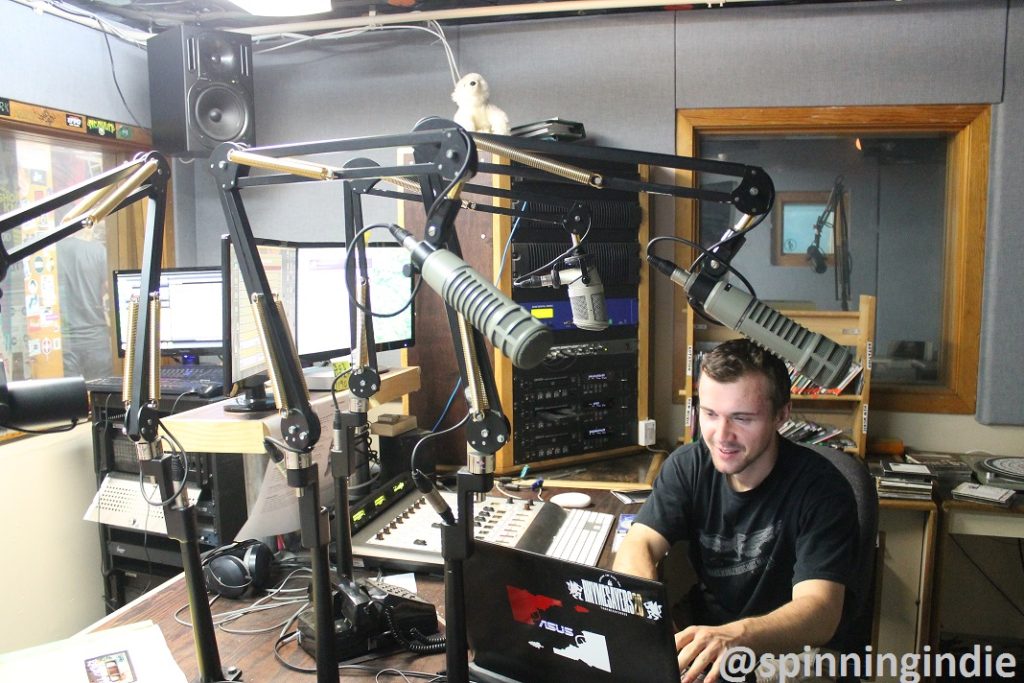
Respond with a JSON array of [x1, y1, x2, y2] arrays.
[[388, 225, 553, 369], [648, 254, 852, 389], [553, 267, 608, 332]]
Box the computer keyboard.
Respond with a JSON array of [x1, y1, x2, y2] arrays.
[[156, 364, 224, 381], [544, 508, 615, 566], [86, 365, 224, 398]]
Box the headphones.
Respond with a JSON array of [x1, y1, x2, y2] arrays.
[[202, 539, 273, 599]]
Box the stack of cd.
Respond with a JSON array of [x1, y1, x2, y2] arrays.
[[973, 456, 1024, 491]]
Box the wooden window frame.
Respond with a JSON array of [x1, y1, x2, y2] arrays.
[[674, 105, 989, 414]]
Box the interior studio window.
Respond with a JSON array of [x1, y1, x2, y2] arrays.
[[0, 125, 159, 392], [675, 106, 990, 414], [0, 132, 119, 386]]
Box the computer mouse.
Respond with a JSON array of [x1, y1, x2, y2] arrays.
[[197, 381, 223, 398], [549, 492, 592, 509]]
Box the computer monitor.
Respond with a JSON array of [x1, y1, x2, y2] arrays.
[[221, 237, 414, 411], [113, 267, 223, 358], [294, 242, 416, 362]]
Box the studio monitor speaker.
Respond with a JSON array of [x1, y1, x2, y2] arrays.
[[147, 26, 254, 157]]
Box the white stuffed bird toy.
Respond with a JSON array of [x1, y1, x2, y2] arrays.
[[451, 73, 510, 135]]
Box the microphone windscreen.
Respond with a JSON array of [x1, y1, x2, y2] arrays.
[[0, 377, 88, 428]]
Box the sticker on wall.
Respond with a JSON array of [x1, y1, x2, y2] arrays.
[[66, 113, 84, 129], [0, 97, 10, 116], [86, 116, 116, 137], [117, 125, 132, 140]]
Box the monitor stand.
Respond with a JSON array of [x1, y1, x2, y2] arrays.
[[224, 375, 276, 413]]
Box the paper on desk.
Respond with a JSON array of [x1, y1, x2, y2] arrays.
[[0, 620, 186, 682], [234, 447, 334, 540]]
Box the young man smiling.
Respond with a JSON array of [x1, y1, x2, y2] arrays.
[[614, 339, 858, 683]]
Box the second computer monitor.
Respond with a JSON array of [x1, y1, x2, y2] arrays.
[[222, 237, 415, 396], [113, 267, 223, 358]]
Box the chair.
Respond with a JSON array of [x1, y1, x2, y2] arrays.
[[810, 444, 879, 657]]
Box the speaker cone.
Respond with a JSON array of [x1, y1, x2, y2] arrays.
[[192, 84, 249, 143]]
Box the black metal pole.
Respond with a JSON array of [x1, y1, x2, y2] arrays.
[[144, 456, 240, 683], [443, 469, 493, 683], [297, 462, 338, 683]]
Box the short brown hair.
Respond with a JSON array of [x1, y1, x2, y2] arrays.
[[699, 339, 791, 413]]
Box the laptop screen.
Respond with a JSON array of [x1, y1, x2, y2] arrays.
[[464, 541, 680, 683]]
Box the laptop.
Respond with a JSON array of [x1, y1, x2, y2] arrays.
[[464, 540, 681, 683]]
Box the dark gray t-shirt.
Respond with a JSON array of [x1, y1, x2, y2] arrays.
[[635, 438, 858, 647]]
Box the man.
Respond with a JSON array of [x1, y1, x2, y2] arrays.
[[56, 227, 113, 380], [614, 339, 858, 683]]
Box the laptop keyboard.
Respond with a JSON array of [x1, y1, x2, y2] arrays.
[[544, 508, 614, 566]]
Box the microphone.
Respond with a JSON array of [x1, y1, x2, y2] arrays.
[[0, 375, 89, 429], [564, 267, 608, 331], [648, 254, 852, 389], [388, 225, 553, 369], [806, 245, 827, 274], [559, 249, 608, 331], [515, 251, 608, 331]]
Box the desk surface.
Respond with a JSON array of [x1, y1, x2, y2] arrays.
[[89, 489, 631, 681], [161, 366, 420, 453]]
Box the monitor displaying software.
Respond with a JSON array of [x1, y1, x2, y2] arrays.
[[113, 267, 223, 356], [223, 238, 415, 391]]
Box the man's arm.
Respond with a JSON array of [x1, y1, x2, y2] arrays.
[[612, 522, 672, 580], [676, 578, 845, 683]]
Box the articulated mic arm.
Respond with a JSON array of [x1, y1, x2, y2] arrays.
[[0, 152, 169, 439], [0, 153, 244, 682], [207, 118, 779, 683]]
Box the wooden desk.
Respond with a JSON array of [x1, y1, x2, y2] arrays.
[[876, 498, 938, 655], [162, 366, 421, 454], [929, 495, 1024, 650], [88, 571, 448, 682], [86, 489, 629, 681]]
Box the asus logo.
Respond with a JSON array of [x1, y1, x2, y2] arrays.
[[537, 620, 574, 636]]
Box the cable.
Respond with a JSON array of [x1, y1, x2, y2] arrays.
[[0, 419, 80, 434], [135, 420, 192, 507], [343, 223, 422, 319], [431, 378, 462, 432], [329, 367, 354, 413], [97, 16, 144, 128], [175, 566, 312, 632], [411, 410, 470, 475], [170, 389, 200, 415], [950, 535, 1024, 620], [252, 21, 461, 88], [495, 201, 526, 286], [510, 219, 593, 288]]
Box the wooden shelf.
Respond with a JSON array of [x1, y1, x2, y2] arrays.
[[162, 366, 420, 454]]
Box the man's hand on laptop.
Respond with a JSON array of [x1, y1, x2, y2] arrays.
[[675, 623, 744, 683]]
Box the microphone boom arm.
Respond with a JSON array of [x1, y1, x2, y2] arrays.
[[205, 120, 782, 683], [0, 153, 247, 682]]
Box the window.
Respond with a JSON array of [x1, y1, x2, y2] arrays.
[[770, 190, 847, 269], [1, 133, 118, 383], [1, 111, 169, 438], [674, 106, 989, 414]]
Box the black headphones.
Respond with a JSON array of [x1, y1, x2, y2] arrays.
[[202, 539, 273, 599]]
